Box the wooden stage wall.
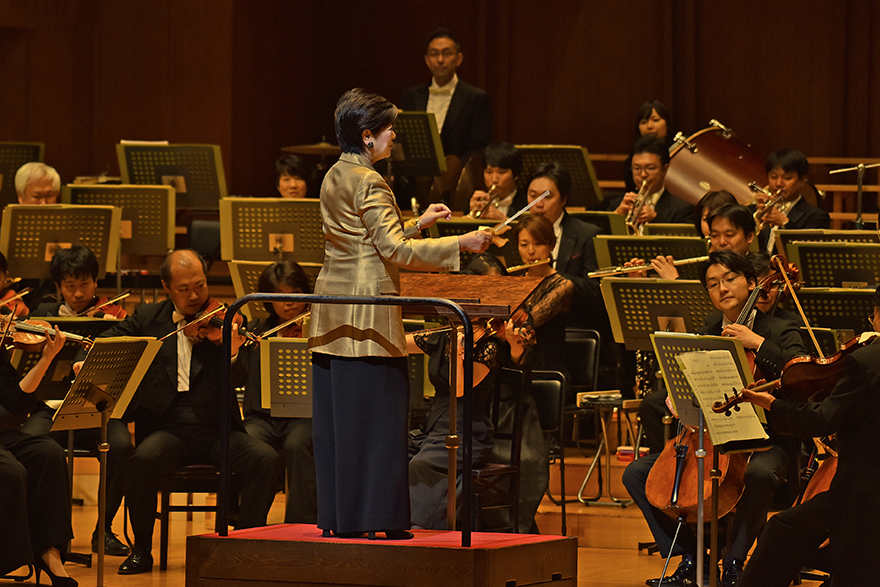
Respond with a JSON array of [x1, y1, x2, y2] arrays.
[[2, 0, 880, 198]]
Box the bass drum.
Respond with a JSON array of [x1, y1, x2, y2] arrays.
[[664, 123, 766, 206]]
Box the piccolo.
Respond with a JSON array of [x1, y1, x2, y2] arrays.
[[588, 255, 709, 278], [506, 258, 552, 273]]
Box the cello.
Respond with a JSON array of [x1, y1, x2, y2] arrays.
[[645, 261, 798, 522]]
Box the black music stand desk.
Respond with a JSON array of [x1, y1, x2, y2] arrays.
[[219, 197, 323, 264]]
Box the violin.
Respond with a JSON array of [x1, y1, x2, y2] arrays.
[[0, 285, 31, 319], [75, 291, 131, 319], [0, 316, 93, 352], [712, 332, 880, 415], [160, 298, 256, 345]]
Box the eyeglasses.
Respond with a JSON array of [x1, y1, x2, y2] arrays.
[[427, 49, 457, 58], [631, 165, 660, 175], [705, 274, 743, 292]]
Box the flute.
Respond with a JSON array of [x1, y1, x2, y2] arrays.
[[588, 255, 709, 278], [505, 258, 552, 274]]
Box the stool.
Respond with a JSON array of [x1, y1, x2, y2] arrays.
[[157, 465, 237, 571], [576, 393, 640, 506]]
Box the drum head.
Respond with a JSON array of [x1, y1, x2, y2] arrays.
[[665, 126, 766, 206]]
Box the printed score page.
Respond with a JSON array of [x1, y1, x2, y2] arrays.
[[675, 350, 768, 446]]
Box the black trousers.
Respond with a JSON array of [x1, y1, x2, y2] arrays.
[[622, 442, 791, 563], [0, 430, 73, 575], [21, 411, 133, 535], [243, 413, 317, 524], [126, 400, 280, 551], [312, 353, 411, 534]]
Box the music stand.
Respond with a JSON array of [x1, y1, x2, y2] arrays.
[[10, 318, 121, 401], [51, 337, 161, 587], [259, 337, 312, 418], [641, 223, 696, 237], [515, 144, 604, 208], [799, 327, 839, 357], [566, 209, 628, 235], [391, 111, 446, 177], [116, 143, 227, 209], [775, 229, 880, 260], [594, 235, 709, 281], [792, 287, 877, 336], [0, 204, 122, 279], [600, 278, 716, 351], [228, 260, 321, 321], [431, 217, 521, 268], [787, 242, 880, 288], [62, 184, 175, 258], [0, 142, 44, 207], [219, 197, 323, 263]]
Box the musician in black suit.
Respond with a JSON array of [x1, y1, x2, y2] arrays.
[[737, 287, 880, 587], [622, 251, 805, 587], [523, 162, 602, 329], [754, 149, 830, 252], [400, 28, 491, 160], [75, 250, 280, 575], [465, 142, 527, 219], [608, 135, 694, 226]]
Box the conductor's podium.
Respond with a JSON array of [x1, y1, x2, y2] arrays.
[[186, 524, 577, 587]]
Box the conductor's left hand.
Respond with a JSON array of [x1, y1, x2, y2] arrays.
[[418, 203, 453, 230]]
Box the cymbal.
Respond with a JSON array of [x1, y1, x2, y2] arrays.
[[282, 141, 341, 156]]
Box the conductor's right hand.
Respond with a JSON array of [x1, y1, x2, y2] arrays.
[[458, 229, 493, 253]]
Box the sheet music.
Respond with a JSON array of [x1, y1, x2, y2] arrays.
[[675, 350, 768, 446]]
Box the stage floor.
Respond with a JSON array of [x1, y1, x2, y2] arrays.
[[186, 524, 578, 587]]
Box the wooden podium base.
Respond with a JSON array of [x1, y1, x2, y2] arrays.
[[186, 524, 577, 587]]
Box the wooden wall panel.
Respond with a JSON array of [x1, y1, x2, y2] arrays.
[[1, 0, 880, 199]]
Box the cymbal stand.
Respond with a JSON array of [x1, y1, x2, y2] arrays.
[[829, 162, 880, 230]]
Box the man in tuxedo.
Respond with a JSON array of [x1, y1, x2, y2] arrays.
[[400, 28, 491, 161], [76, 249, 280, 575]]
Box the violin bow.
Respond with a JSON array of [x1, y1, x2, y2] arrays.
[[75, 290, 132, 317], [0, 287, 31, 310], [771, 255, 824, 360]]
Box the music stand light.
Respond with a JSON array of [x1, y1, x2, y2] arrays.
[[62, 184, 175, 258], [600, 277, 716, 352], [515, 144, 604, 209], [594, 235, 709, 281], [787, 242, 880, 288], [391, 111, 446, 177], [260, 337, 312, 418], [116, 143, 226, 210], [228, 260, 321, 321], [219, 197, 323, 264], [0, 142, 44, 207], [0, 204, 122, 279]]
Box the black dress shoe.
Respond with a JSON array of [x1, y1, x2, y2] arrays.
[[117, 548, 153, 575], [722, 558, 743, 587], [367, 530, 414, 540], [91, 531, 131, 557], [646, 554, 695, 587]]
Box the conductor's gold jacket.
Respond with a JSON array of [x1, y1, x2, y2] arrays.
[[308, 152, 460, 358]]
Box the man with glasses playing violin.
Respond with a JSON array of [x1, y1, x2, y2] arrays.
[[622, 250, 806, 587], [73, 249, 280, 575], [735, 286, 880, 587], [608, 135, 693, 228]]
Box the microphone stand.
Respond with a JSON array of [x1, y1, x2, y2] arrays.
[[829, 162, 880, 230]]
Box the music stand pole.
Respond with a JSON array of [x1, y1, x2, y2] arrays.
[[96, 407, 110, 587], [829, 161, 880, 230], [695, 407, 706, 587]]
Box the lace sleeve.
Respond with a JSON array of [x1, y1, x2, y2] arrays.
[[474, 337, 501, 372], [524, 274, 574, 328], [413, 331, 442, 355]]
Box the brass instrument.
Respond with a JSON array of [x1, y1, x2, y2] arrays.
[[505, 258, 552, 274], [588, 255, 709, 278], [470, 183, 500, 218], [625, 180, 650, 234], [749, 182, 785, 232]]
